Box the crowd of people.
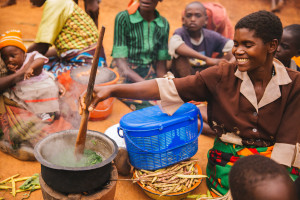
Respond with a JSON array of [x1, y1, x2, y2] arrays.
[[0, 0, 299, 199]]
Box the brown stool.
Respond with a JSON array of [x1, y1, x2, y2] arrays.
[[40, 165, 118, 200]]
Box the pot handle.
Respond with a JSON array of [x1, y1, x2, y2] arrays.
[[117, 127, 124, 138], [120, 109, 203, 154]]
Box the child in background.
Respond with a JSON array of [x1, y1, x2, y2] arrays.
[[0, 30, 60, 123], [229, 155, 297, 200], [275, 24, 300, 72], [111, 0, 169, 110], [168, 1, 234, 78], [203, 2, 234, 39]]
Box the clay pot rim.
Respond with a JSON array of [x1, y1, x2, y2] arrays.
[[34, 130, 118, 171]]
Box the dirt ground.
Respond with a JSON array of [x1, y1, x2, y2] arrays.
[[0, 0, 300, 200]]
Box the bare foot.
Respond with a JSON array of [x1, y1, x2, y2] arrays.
[[1, 0, 16, 7]]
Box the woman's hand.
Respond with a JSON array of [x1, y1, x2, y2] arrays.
[[79, 86, 113, 115]]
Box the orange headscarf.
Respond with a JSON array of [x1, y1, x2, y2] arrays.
[[0, 30, 27, 52]]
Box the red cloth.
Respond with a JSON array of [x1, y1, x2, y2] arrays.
[[203, 2, 234, 39], [127, 0, 139, 15]]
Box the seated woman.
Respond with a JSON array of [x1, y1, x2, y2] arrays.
[[0, 30, 73, 161], [28, 0, 106, 91], [80, 11, 300, 196], [26, 0, 106, 129]]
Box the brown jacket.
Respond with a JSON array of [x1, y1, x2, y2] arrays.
[[156, 59, 300, 167]]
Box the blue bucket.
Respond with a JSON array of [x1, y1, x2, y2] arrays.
[[118, 103, 203, 170]]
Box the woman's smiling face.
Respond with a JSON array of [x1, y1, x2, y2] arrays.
[[232, 28, 269, 73]]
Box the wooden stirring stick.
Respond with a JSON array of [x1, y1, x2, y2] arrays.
[[75, 26, 106, 155]]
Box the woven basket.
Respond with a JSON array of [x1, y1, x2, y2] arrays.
[[118, 103, 203, 170]]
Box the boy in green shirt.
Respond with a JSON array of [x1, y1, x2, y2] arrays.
[[111, 0, 170, 84], [111, 0, 170, 110]]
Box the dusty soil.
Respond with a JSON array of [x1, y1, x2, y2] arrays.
[[0, 0, 299, 200]]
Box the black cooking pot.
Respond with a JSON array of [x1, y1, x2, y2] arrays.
[[34, 130, 118, 194]]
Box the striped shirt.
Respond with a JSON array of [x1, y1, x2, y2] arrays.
[[111, 10, 170, 66]]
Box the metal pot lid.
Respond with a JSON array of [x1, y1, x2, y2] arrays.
[[70, 66, 117, 85]]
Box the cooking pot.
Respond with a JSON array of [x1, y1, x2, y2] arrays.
[[34, 130, 118, 194]]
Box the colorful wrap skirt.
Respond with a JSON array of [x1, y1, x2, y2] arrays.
[[206, 138, 300, 196], [0, 95, 73, 160], [44, 44, 106, 91]]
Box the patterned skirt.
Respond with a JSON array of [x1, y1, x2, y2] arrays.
[[206, 138, 300, 196]]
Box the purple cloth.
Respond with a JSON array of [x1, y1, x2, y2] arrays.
[[173, 27, 229, 58]]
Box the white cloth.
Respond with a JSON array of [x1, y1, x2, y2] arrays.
[[3, 52, 59, 114]]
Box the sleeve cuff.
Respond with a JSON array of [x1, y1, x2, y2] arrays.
[[292, 143, 300, 168], [156, 78, 184, 116], [111, 46, 128, 58], [271, 143, 295, 167], [168, 35, 184, 59], [32, 51, 49, 63]]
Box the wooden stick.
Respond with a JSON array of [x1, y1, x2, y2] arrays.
[[75, 26, 106, 155]]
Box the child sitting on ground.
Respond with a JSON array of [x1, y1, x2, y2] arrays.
[[0, 30, 60, 123], [275, 24, 300, 72], [229, 155, 298, 200], [168, 1, 234, 78]]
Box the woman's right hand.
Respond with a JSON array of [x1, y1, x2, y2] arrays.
[[79, 85, 113, 115]]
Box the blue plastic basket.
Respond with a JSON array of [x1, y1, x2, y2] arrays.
[[118, 103, 203, 170]]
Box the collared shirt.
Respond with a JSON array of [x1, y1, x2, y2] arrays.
[[111, 9, 170, 66], [156, 59, 300, 168]]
